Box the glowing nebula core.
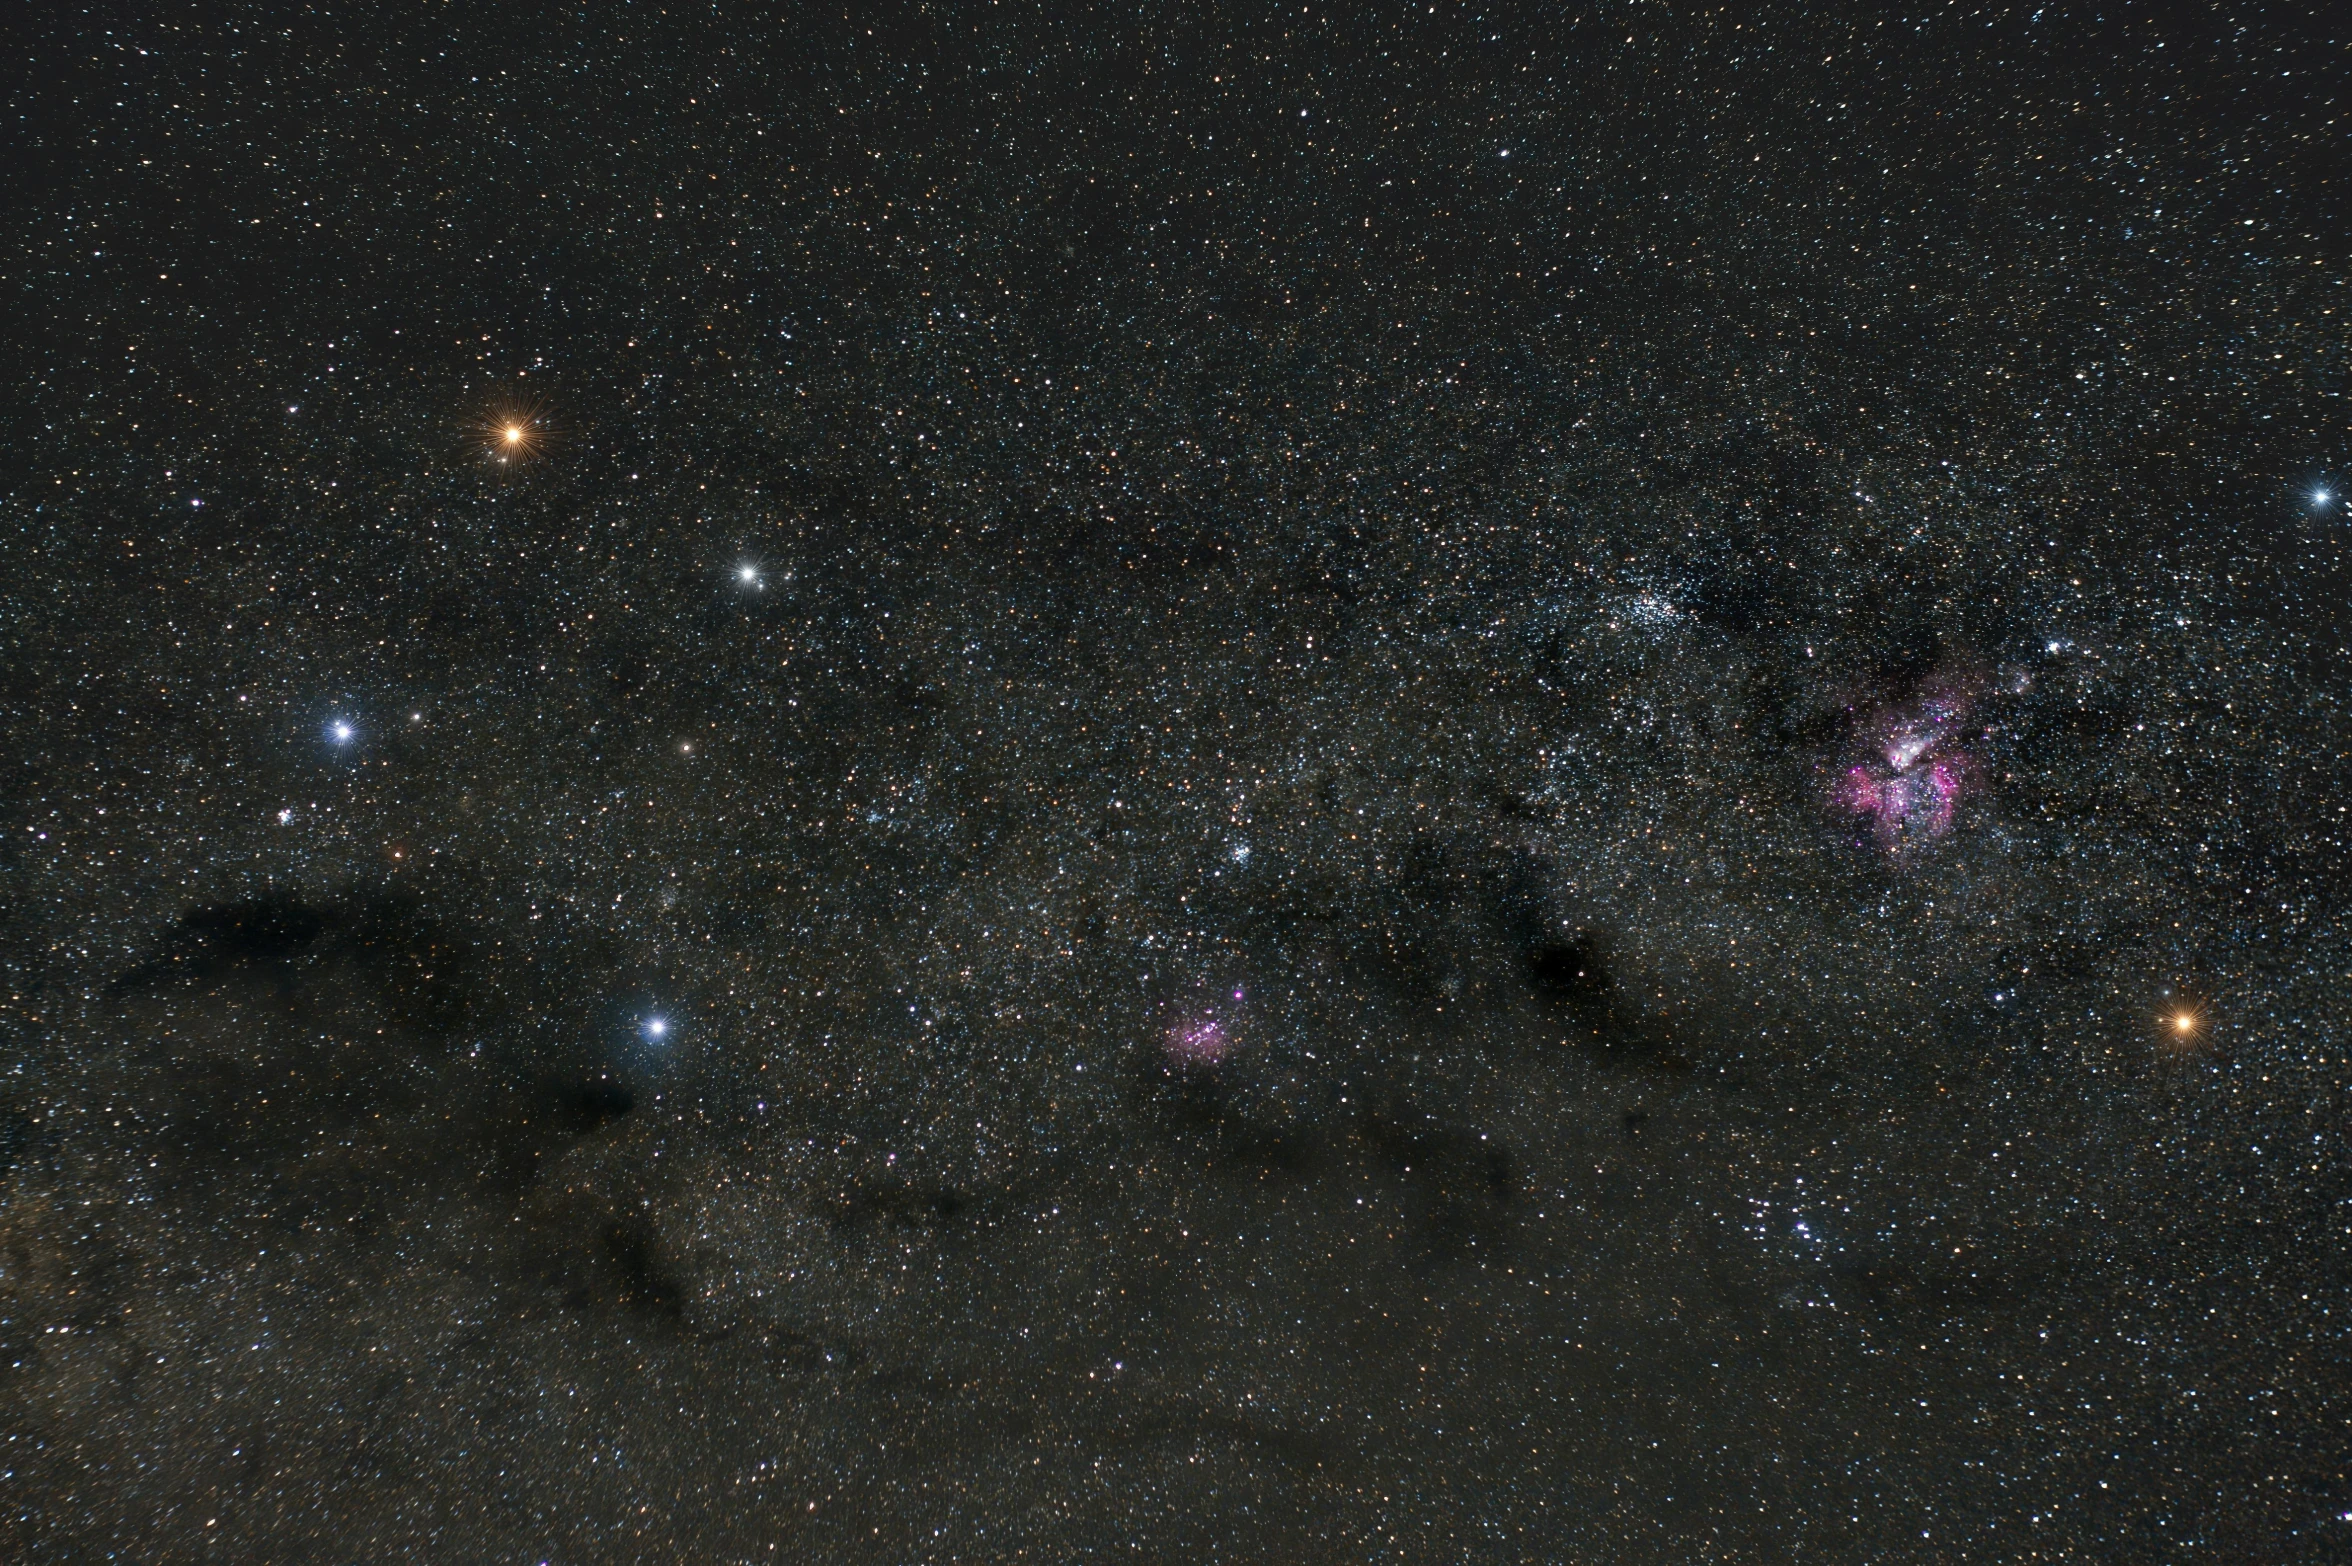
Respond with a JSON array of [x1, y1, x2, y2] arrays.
[[1834, 685, 1976, 848]]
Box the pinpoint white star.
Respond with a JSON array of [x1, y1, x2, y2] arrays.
[[644, 1017, 669, 1040]]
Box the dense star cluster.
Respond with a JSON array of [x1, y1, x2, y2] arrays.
[[5, 4, 2348, 1560]]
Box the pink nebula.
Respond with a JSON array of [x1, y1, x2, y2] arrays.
[[1833, 682, 1976, 847], [1841, 758, 1963, 843], [1165, 1015, 1230, 1066]]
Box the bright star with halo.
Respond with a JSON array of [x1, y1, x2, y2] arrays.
[[469, 391, 556, 466]]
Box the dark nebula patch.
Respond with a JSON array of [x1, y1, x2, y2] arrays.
[[1525, 930, 1646, 1058], [1352, 1108, 1519, 1259], [594, 1219, 688, 1323], [0, 1107, 32, 1177], [164, 892, 330, 966], [824, 1179, 970, 1237], [1526, 932, 1617, 1010], [554, 1078, 636, 1131], [110, 888, 482, 1038], [107, 891, 327, 997]]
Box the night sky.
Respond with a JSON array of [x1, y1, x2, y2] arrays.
[[6, 3, 2349, 1561]]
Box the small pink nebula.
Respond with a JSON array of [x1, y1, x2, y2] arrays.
[[1165, 1015, 1229, 1066]]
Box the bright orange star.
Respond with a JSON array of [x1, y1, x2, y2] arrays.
[[2158, 998, 2211, 1049], [471, 393, 556, 466]]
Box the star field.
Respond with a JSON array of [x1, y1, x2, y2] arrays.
[[4, 4, 2349, 1561]]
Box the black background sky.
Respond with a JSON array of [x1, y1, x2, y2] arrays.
[[4, 2, 2348, 1561]]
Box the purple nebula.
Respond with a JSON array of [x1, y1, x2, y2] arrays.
[[1832, 681, 1978, 848], [1839, 757, 1963, 844], [1165, 1014, 1230, 1066]]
